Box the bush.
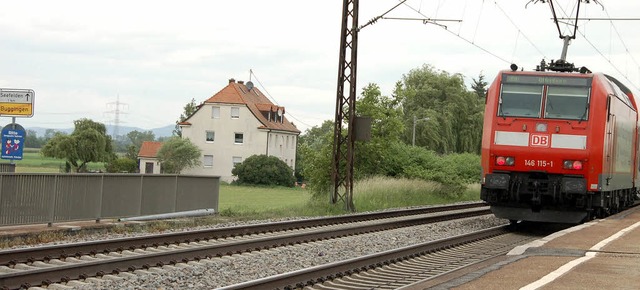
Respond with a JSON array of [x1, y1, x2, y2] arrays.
[[106, 157, 138, 173], [232, 155, 296, 187]]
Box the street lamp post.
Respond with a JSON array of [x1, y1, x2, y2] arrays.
[[412, 116, 430, 146]]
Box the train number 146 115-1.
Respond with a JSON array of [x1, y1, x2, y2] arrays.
[[524, 159, 554, 167]]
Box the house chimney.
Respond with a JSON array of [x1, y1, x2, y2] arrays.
[[229, 78, 236, 83], [238, 80, 244, 84]]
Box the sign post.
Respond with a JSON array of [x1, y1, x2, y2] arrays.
[[0, 88, 34, 163]]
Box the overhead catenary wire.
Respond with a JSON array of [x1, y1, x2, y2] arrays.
[[601, 6, 640, 82], [471, 0, 485, 43], [493, 1, 547, 60], [358, 0, 408, 31], [554, 1, 640, 92], [398, 1, 513, 65]]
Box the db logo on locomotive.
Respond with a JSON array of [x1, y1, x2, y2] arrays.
[[529, 134, 550, 147]]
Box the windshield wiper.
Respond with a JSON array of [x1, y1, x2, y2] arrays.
[[498, 100, 506, 120], [578, 102, 589, 124]]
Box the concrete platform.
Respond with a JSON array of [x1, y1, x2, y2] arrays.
[[443, 207, 640, 290]]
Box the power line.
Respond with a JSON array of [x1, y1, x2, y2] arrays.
[[249, 70, 314, 130]]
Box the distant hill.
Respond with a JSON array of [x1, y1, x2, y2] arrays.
[[25, 124, 175, 138]]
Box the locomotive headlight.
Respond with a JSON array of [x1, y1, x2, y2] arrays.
[[572, 160, 583, 170], [563, 160, 583, 170], [496, 156, 515, 166], [535, 123, 547, 132], [505, 157, 515, 166]]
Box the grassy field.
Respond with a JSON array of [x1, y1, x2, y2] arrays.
[[217, 176, 480, 220], [6, 148, 105, 173]]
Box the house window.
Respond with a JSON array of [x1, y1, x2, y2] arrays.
[[232, 156, 242, 167], [203, 155, 213, 167], [231, 107, 240, 119], [234, 133, 244, 144], [212, 107, 220, 119], [205, 131, 215, 142]]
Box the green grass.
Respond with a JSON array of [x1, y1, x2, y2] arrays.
[[2, 148, 106, 173], [352, 176, 479, 212], [218, 184, 314, 219], [216, 176, 481, 221]]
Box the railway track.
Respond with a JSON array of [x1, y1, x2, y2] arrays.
[[219, 225, 549, 290], [0, 202, 490, 289]]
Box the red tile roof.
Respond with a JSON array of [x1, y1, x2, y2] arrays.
[[138, 141, 163, 158], [184, 79, 300, 134]]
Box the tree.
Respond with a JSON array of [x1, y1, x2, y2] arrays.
[[173, 98, 198, 137], [125, 130, 155, 159], [354, 83, 406, 177], [299, 83, 408, 197], [232, 155, 295, 187], [471, 72, 488, 99], [44, 129, 58, 140], [396, 64, 483, 154], [24, 130, 43, 148], [41, 119, 115, 172], [156, 136, 201, 173], [296, 120, 334, 183]]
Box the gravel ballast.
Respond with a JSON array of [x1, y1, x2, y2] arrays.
[[52, 215, 507, 290]]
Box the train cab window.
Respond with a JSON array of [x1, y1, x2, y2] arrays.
[[544, 86, 590, 120], [499, 84, 543, 118]]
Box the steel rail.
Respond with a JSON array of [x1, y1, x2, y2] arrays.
[[217, 225, 510, 290], [0, 202, 485, 267], [0, 206, 491, 289]]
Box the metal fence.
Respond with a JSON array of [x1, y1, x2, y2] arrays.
[[0, 173, 219, 226], [0, 164, 15, 173]]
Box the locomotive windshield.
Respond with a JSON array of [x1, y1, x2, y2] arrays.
[[499, 84, 543, 117], [499, 74, 592, 120], [544, 86, 590, 120]]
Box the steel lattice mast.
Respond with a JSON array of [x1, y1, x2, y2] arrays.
[[331, 0, 359, 211]]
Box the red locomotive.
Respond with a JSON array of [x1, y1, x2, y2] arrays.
[[480, 61, 640, 223]]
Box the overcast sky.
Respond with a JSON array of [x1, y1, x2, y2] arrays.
[[1, 0, 639, 135]]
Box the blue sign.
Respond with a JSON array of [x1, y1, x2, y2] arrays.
[[1, 125, 25, 160]]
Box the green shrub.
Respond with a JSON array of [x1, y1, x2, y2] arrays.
[[106, 157, 138, 173], [232, 155, 296, 187]]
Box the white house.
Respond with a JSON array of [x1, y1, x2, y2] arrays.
[[179, 78, 301, 182], [138, 141, 163, 174]]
